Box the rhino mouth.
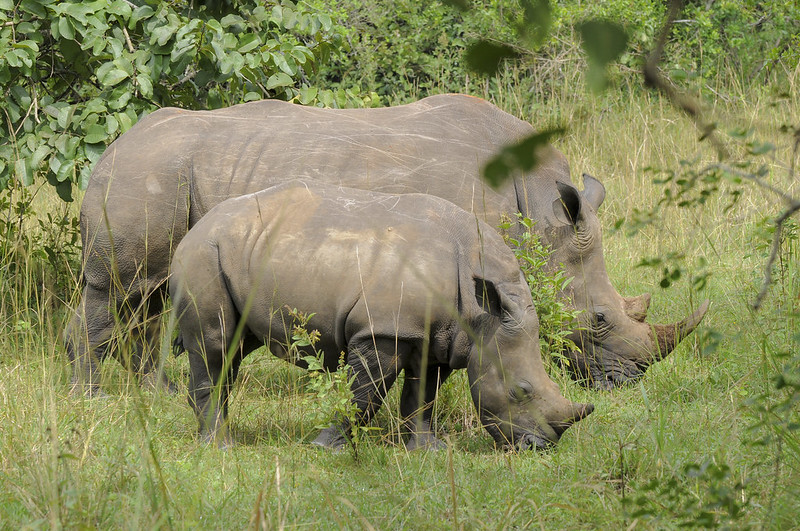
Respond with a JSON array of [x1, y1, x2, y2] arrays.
[[512, 432, 553, 451], [562, 348, 645, 390]]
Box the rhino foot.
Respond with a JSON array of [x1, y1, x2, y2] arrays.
[[70, 381, 110, 399], [404, 432, 446, 451], [200, 430, 235, 450], [141, 372, 180, 394], [311, 425, 349, 451]]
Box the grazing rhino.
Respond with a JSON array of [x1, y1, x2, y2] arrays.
[[170, 181, 594, 450], [67, 94, 707, 395]]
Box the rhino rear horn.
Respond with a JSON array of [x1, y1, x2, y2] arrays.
[[651, 299, 710, 360], [623, 293, 651, 322]]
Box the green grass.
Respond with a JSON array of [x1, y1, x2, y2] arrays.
[[1, 71, 798, 529]]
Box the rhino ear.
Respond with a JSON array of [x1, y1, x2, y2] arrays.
[[552, 181, 582, 226], [475, 278, 503, 317], [581, 173, 606, 211]]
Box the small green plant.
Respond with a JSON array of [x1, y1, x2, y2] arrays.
[[285, 307, 369, 460], [623, 460, 750, 528], [500, 214, 582, 364]]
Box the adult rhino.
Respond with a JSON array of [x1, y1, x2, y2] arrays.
[[66, 94, 707, 394], [170, 181, 594, 450]]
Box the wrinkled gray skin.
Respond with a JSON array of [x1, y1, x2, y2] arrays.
[[67, 94, 708, 394], [170, 181, 594, 450]]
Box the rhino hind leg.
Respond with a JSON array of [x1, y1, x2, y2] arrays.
[[129, 293, 179, 394], [178, 270, 248, 447], [187, 347, 243, 448], [65, 284, 119, 397], [400, 363, 452, 451], [66, 282, 178, 396]]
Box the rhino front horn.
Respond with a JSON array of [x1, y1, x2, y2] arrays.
[[551, 402, 595, 437], [651, 299, 710, 360]]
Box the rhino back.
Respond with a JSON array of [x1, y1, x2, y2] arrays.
[[194, 182, 520, 365], [83, 95, 539, 289]]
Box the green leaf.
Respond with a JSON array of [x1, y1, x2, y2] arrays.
[[0, 0, 13, 9], [578, 20, 628, 64], [129, 5, 155, 28], [15, 157, 33, 186], [57, 106, 76, 129], [483, 128, 565, 187], [136, 74, 153, 98], [266, 72, 293, 89], [238, 33, 261, 53], [84, 124, 108, 144], [84, 142, 105, 164], [465, 40, 519, 76], [55, 179, 73, 202], [577, 21, 628, 92], [747, 141, 775, 155], [78, 165, 92, 190], [56, 158, 74, 182], [298, 86, 318, 105], [100, 67, 129, 87], [30, 145, 51, 168]]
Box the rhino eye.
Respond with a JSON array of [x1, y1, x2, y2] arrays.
[[595, 312, 606, 324], [509, 381, 533, 403]]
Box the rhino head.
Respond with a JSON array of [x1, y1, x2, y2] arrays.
[[467, 278, 594, 449], [543, 175, 709, 389]]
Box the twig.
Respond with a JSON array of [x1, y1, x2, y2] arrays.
[[642, 0, 729, 160], [121, 25, 135, 53], [752, 128, 800, 310], [700, 163, 796, 205], [753, 203, 800, 311]]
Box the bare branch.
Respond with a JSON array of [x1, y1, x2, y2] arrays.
[[642, 0, 729, 160], [753, 201, 800, 310], [121, 25, 135, 54], [700, 163, 796, 205]]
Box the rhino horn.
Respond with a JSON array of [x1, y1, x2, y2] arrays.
[[650, 300, 710, 361], [623, 293, 651, 322], [551, 401, 595, 437]]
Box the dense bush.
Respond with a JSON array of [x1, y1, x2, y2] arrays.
[[0, 0, 369, 201], [308, 0, 799, 105]]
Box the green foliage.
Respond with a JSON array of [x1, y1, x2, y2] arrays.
[[501, 214, 581, 361], [623, 460, 750, 528], [668, 0, 800, 84], [305, 0, 516, 103], [0, 0, 366, 200], [0, 181, 80, 304], [483, 127, 564, 187], [287, 307, 369, 460]]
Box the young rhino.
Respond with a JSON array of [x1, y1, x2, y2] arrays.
[[170, 181, 593, 450]]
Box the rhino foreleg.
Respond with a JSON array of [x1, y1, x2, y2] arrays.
[[311, 337, 406, 450], [400, 363, 452, 451]]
